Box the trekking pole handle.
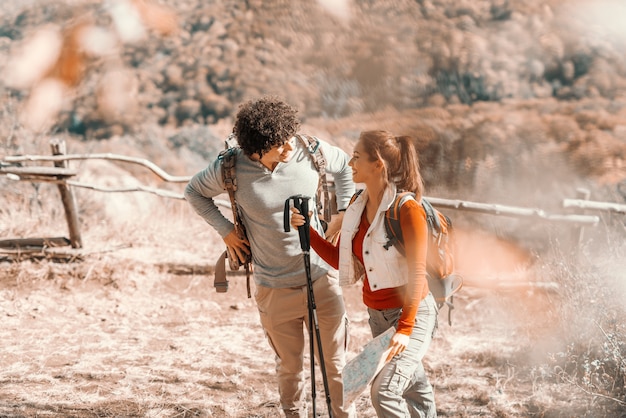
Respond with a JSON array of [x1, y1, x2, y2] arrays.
[[284, 195, 311, 252]]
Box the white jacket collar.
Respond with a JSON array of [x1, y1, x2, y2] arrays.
[[379, 183, 398, 212], [353, 183, 398, 210]]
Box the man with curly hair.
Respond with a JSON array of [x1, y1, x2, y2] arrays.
[[185, 96, 356, 417]]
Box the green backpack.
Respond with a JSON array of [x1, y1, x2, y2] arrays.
[[353, 190, 463, 325]]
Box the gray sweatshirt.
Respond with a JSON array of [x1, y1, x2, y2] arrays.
[[184, 136, 355, 288]]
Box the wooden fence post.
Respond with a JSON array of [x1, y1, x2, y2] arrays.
[[574, 187, 591, 246], [50, 138, 83, 248]]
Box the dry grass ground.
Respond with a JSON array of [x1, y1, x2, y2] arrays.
[[1, 195, 619, 417], [1, 114, 624, 417]]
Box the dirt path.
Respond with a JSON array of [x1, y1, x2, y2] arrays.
[[0, 248, 589, 418]]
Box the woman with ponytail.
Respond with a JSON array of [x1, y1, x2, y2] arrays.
[[292, 130, 438, 417]]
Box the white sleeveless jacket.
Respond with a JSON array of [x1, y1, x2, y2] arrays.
[[338, 184, 408, 290]]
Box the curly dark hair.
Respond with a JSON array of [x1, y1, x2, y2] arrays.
[[233, 96, 301, 157]]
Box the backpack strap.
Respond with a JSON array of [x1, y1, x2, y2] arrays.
[[296, 134, 332, 223], [384, 194, 448, 257], [423, 198, 454, 276], [421, 198, 442, 234], [214, 250, 229, 293], [439, 273, 463, 325], [219, 148, 242, 233], [224, 133, 238, 149], [217, 146, 252, 298], [383, 191, 415, 255], [349, 189, 364, 206]]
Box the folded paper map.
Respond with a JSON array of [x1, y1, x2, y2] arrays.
[[342, 326, 395, 407]]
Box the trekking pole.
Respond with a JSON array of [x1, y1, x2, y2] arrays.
[[284, 195, 333, 418]]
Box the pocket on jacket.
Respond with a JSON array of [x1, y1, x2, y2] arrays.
[[370, 234, 407, 286]]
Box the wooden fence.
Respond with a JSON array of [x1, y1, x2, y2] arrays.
[[2, 139, 621, 262]]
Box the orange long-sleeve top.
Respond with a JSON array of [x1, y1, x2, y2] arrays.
[[310, 198, 429, 335]]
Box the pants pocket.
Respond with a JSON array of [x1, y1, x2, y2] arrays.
[[388, 363, 411, 394], [254, 285, 272, 314]]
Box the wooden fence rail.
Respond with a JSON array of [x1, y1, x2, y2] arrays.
[[562, 199, 626, 215], [4, 152, 192, 183], [427, 197, 599, 225], [0, 139, 615, 261]]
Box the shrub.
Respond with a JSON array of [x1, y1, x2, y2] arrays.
[[537, 236, 626, 413]]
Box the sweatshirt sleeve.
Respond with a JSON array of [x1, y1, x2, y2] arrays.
[[184, 157, 235, 238], [316, 138, 355, 211], [396, 198, 429, 336], [310, 227, 340, 269]]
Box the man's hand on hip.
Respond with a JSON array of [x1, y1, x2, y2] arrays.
[[223, 229, 250, 264]]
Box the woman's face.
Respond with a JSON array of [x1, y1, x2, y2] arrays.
[[349, 139, 381, 185]]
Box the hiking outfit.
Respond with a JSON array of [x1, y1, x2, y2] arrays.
[[184, 137, 356, 418], [309, 183, 438, 418]]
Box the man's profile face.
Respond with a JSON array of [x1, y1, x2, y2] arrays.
[[262, 136, 296, 165]]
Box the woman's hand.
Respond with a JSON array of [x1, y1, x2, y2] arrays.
[[324, 211, 344, 244], [385, 332, 410, 362]]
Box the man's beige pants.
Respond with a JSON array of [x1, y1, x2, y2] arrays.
[[255, 273, 356, 418]]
